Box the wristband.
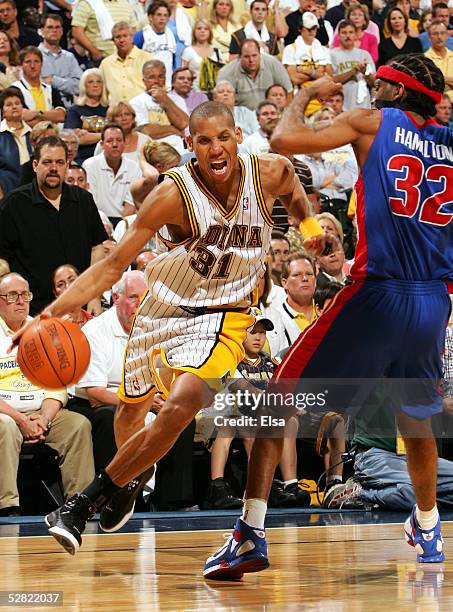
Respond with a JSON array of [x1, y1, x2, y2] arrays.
[[299, 217, 324, 240]]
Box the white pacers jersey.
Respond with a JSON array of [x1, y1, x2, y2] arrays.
[[147, 153, 273, 308]]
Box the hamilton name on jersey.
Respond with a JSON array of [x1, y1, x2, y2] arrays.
[[394, 127, 453, 161]]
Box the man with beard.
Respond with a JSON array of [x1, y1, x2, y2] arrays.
[[240, 100, 280, 155], [0, 136, 108, 313]]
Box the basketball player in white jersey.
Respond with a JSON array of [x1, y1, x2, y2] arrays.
[[12, 101, 329, 556]]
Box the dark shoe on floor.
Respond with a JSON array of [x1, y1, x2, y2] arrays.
[[203, 478, 243, 510], [284, 482, 311, 507], [269, 479, 299, 508], [45, 493, 96, 555], [100, 466, 155, 533], [0, 506, 20, 516]]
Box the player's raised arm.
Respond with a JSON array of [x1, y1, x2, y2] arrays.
[[270, 77, 376, 158], [10, 179, 185, 347]]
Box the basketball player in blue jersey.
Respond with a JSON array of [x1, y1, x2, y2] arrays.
[[204, 54, 452, 580], [11, 102, 331, 556]]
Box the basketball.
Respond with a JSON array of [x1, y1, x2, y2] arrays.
[[17, 317, 91, 389]]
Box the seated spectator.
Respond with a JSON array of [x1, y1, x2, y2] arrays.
[[59, 128, 79, 163], [170, 67, 208, 114], [0, 272, 95, 516], [212, 79, 259, 137], [135, 250, 157, 271], [325, 90, 344, 115], [229, 0, 280, 60], [182, 18, 223, 89], [70, 0, 137, 63], [269, 230, 290, 287], [285, 0, 323, 47], [267, 251, 318, 356], [203, 315, 275, 509], [64, 68, 109, 164], [419, 3, 452, 51], [209, 0, 237, 62], [94, 101, 150, 165], [130, 59, 189, 155], [282, 12, 332, 116], [12, 46, 66, 126], [391, 0, 421, 38], [65, 162, 89, 189], [67, 30, 94, 72], [258, 260, 286, 321], [315, 211, 344, 244], [317, 243, 347, 284], [265, 83, 290, 111], [377, 7, 422, 67], [240, 99, 280, 154], [332, 3, 378, 63], [38, 14, 83, 110], [69, 270, 148, 472], [435, 93, 453, 127], [100, 22, 153, 105], [19, 119, 58, 186], [0, 86, 31, 198], [83, 123, 141, 226], [312, 0, 333, 43], [0, 0, 41, 49], [0, 30, 20, 89], [129, 139, 181, 210], [0, 135, 108, 314], [331, 20, 375, 111], [217, 39, 293, 110], [165, 0, 193, 70], [52, 264, 93, 327], [425, 20, 453, 103], [134, 0, 176, 90], [324, 391, 453, 511]]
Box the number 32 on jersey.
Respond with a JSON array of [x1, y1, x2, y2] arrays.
[[387, 154, 453, 226]]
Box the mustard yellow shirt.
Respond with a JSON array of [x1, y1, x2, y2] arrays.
[[30, 85, 46, 112]]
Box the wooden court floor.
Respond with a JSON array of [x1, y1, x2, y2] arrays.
[[1, 522, 453, 611]]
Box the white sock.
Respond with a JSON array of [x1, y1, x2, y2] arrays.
[[241, 498, 267, 530], [283, 479, 297, 488], [415, 505, 439, 531]]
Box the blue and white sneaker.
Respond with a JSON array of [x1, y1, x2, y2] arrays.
[[404, 506, 445, 563], [203, 518, 269, 580]]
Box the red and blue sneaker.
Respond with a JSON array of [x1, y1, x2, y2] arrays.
[[203, 518, 269, 580], [404, 506, 445, 563]]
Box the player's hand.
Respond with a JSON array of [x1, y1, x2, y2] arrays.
[[303, 232, 339, 257], [18, 415, 45, 443], [152, 393, 165, 414], [303, 76, 342, 101], [8, 310, 51, 352]]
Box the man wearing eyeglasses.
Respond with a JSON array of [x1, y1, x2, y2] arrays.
[[0, 272, 95, 516]]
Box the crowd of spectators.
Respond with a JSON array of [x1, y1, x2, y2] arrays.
[[0, 0, 452, 515]]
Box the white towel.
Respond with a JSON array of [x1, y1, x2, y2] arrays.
[[83, 0, 114, 41], [175, 6, 192, 47], [243, 19, 270, 44]]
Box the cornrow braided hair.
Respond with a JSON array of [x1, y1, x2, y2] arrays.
[[387, 54, 445, 119]]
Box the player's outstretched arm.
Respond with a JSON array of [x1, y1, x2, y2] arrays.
[[270, 77, 376, 157], [10, 180, 185, 347]]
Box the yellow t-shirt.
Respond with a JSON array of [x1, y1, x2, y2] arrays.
[[30, 85, 46, 112]]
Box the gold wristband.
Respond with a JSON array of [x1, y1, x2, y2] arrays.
[[299, 217, 324, 240]]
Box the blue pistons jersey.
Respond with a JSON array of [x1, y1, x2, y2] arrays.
[[350, 108, 453, 288]]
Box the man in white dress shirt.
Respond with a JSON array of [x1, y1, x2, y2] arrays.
[[82, 124, 141, 226]]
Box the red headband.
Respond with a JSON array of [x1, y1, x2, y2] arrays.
[[376, 66, 442, 104]]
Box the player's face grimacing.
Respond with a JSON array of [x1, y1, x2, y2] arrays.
[[187, 115, 243, 183]]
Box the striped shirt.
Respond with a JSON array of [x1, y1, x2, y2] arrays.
[[71, 0, 137, 56]]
